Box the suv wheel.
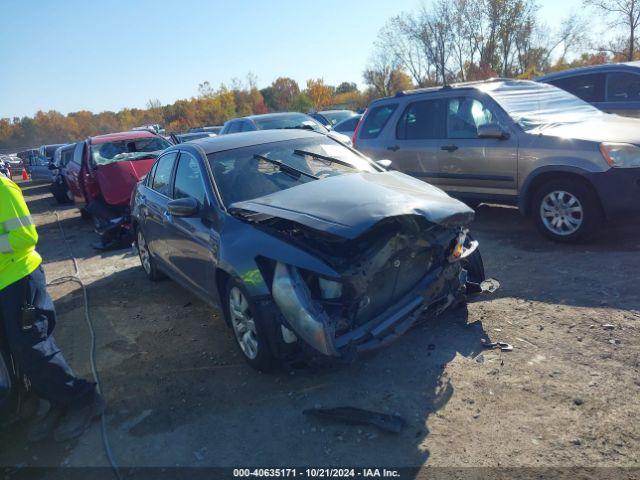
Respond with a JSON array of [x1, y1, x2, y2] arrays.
[[224, 279, 275, 371], [137, 228, 164, 281], [532, 179, 602, 243]]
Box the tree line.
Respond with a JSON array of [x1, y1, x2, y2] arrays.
[[1, 0, 639, 152]]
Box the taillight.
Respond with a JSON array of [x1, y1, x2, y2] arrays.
[[352, 110, 366, 148]]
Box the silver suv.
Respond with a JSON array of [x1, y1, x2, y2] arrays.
[[354, 79, 640, 243]]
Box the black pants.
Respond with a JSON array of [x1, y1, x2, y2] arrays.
[[0, 266, 95, 409]]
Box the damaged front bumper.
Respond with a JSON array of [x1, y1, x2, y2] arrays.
[[270, 250, 497, 360]]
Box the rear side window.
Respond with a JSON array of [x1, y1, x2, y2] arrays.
[[151, 152, 177, 197], [549, 74, 605, 102], [397, 99, 446, 140], [359, 104, 397, 139], [606, 72, 640, 102]]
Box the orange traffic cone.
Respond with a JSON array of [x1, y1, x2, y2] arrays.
[[21, 168, 29, 181]]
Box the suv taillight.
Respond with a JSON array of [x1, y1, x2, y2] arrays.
[[352, 110, 366, 148]]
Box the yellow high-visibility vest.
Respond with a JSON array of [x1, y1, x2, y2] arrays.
[[0, 176, 42, 291]]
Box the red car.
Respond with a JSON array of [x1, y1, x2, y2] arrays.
[[65, 131, 171, 248]]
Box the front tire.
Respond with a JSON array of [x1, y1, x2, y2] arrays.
[[532, 179, 602, 243], [462, 235, 485, 284], [223, 279, 275, 371]]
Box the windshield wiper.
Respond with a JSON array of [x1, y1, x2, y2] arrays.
[[293, 149, 356, 170], [253, 154, 318, 180]]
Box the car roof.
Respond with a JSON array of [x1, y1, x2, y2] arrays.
[[318, 109, 355, 114], [90, 130, 158, 144], [170, 129, 322, 156], [537, 61, 640, 81], [241, 112, 313, 121]]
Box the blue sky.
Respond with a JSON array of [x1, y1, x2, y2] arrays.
[[0, 0, 580, 118]]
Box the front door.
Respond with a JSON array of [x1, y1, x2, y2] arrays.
[[437, 95, 518, 198], [163, 152, 218, 299]]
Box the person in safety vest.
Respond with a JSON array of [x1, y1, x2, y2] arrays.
[[0, 175, 104, 442]]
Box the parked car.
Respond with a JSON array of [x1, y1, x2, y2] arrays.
[[332, 114, 362, 139], [49, 143, 76, 204], [308, 109, 357, 128], [537, 62, 640, 118], [354, 79, 640, 243], [169, 132, 216, 144], [25, 144, 64, 181], [130, 129, 494, 370], [220, 112, 353, 146], [65, 131, 171, 248], [189, 126, 223, 135]]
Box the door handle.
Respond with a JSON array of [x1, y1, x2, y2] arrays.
[[441, 145, 459, 152], [387, 145, 400, 152]]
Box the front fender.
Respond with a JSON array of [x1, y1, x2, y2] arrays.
[[217, 217, 339, 298]]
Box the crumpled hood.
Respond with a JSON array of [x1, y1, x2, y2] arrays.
[[229, 171, 474, 239], [533, 115, 640, 144], [96, 159, 156, 206]]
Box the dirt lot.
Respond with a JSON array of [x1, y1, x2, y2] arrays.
[[1, 181, 640, 474]]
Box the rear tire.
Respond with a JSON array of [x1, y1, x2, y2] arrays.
[[532, 179, 602, 243], [136, 228, 164, 281], [223, 279, 275, 371]]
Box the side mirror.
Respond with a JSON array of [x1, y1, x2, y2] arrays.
[[377, 159, 393, 169], [477, 123, 509, 139], [48, 163, 57, 170], [167, 197, 199, 217]]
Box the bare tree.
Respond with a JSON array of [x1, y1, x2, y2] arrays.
[[585, 0, 640, 60]]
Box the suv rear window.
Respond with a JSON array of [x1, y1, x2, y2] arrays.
[[359, 104, 397, 139]]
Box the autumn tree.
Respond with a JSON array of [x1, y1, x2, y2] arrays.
[[585, 0, 640, 60], [270, 77, 300, 111], [305, 79, 333, 109]]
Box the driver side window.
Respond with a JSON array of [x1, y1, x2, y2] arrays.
[[447, 97, 497, 139], [173, 153, 207, 206]]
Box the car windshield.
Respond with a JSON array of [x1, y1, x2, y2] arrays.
[[253, 115, 329, 134], [479, 81, 605, 131], [91, 136, 170, 166], [208, 136, 377, 206], [320, 111, 356, 125]]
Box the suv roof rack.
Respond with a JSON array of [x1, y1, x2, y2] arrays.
[[394, 77, 515, 97]]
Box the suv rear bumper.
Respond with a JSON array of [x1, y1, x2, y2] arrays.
[[587, 167, 640, 219]]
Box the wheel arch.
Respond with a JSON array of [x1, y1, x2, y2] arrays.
[[519, 167, 603, 216]]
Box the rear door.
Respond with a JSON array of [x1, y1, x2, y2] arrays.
[[142, 151, 178, 265], [64, 142, 85, 202], [390, 97, 448, 188], [437, 94, 518, 197], [163, 151, 219, 299]]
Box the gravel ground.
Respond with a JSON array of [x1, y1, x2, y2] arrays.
[[1, 181, 639, 476]]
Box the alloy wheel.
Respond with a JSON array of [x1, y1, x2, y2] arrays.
[[540, 190, 584, 236], [229, 287, 259, 360]]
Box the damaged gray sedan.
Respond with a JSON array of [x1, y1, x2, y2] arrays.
[[131, 130, 496, 370]]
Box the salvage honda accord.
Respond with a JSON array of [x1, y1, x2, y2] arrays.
[[131, 130, 495, 370]]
